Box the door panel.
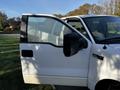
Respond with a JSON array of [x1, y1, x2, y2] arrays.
[[21, 43, 91, 77], [20, 15, 92, 86]]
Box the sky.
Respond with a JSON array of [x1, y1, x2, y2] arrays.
[[0, 0, 99, 17]]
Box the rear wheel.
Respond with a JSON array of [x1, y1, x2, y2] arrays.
[[95, 80, 120, 90]]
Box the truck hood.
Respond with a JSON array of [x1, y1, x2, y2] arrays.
[[108, 44, 120, 50], [107, 44, 120, 61]]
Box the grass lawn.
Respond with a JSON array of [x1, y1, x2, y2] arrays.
[[0, 35, 53, 90]]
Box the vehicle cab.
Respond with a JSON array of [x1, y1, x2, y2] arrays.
[[63, 15, 120, 90], [20, 14, 120, 90]]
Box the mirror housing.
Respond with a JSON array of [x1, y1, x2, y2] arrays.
[[63, 32, 88, 57]]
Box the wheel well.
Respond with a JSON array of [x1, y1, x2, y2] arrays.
[[95, 79, 120, 90]]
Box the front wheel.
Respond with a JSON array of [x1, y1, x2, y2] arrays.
[[95, 80, 120, 90]]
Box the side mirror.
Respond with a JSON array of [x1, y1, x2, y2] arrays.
[[63, 32, 88, 57]]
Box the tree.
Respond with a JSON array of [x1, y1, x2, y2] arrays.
[[53, 14, 65, 18], [0, 11, 7, 31], [89, 4, 103, 14], [0, 10, 21, 32], [100, 0, 120, 16], [66, 3, 103, 16], [67, 4, 91, 16], [7, 17, 21, 31], [114, 0, 120, 16]]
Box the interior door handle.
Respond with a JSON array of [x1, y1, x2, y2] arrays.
[[21, 50, 33, 57]]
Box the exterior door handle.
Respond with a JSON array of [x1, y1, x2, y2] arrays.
[[21, 50, 33, 57], [92, 53, 104, 60]]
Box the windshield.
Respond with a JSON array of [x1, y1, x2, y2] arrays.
[[83, 16, 120, 44]]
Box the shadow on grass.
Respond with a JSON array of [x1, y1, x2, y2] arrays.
[[0, 52, 53, 90], [0, 69, 25, 90], [0, 69, 53, 90]]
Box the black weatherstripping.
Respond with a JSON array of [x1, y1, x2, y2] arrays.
[[21, 50, 33, 57], [99, 37, 120, 44], [20, 42, 63, 48], [20, 15, 28, 43], [20, 31, 27, 42]]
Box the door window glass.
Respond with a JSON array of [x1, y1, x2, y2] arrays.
[[27, 17, 72, 46], [67, 19, 90, 40]]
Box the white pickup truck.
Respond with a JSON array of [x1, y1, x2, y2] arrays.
[[20, 14, 120, 90]]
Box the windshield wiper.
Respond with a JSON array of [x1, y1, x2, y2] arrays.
[[99, 37, 120, 44]]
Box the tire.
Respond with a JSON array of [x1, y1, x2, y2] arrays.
[[95, 80, 120, 90]]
